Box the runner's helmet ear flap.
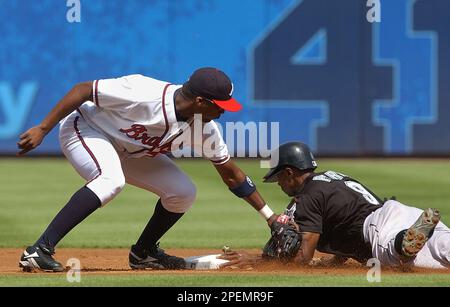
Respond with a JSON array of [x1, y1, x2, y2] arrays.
[[263, 142, 317, 183]]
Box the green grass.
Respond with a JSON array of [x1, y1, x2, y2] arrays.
[[0, 158, 449, 286], [1, 273, 449, 287], [0, 158, 449, 249]]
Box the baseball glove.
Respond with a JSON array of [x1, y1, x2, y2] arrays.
[[262, 216, 302, 261]]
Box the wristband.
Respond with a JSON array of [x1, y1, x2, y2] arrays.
[[259, 205, 274, 220], [229, 176, 256, 198]]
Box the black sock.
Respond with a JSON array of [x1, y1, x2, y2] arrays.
[[394, 229, 408, 256], [36, 186, 101, 249], [135, 199, 184, 250]]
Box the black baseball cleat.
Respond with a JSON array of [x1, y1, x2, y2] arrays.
[[19, 244, 64, 272], [129, 243, 186, 270], [401, 208, 441, 258]]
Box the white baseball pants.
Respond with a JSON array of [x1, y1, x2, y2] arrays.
[[58, 111, 197, 213], [363, 200, 450, 269]]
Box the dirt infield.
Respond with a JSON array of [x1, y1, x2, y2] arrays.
[[1, 248, 448, 276]]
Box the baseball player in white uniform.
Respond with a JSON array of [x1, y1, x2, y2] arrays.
[[17, 67, 278, 272]]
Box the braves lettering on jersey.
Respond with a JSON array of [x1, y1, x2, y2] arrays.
[[78, 75, 230, 163], [289, 171, 383, 261]]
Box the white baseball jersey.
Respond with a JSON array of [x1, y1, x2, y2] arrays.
[[77, 74, 230, 164]]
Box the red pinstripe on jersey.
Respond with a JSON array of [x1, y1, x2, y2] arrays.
[[211, 155, 231, 165], [74, 116, 102, 184], [160, 83, 172, 140], [93, 80, 99, 106]]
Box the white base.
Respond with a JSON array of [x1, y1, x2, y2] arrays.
[[184, 254, 229, 270]]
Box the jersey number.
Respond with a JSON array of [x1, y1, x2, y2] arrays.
[[344, 181, 379, 205]]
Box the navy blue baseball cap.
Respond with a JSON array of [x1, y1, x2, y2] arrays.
[[185, 67, 242, 112]]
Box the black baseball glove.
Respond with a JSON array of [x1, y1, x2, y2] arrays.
[[262, 217, 302, 261]]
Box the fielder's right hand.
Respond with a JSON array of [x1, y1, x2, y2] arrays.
[[17, 125, 47, 156]]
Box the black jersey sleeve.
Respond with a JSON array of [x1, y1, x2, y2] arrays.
[[293, 193, 323, 234]]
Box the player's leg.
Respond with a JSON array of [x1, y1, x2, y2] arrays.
[[364, 200, 410, 266], [396, 208, 440, 257], [41, 113, 126, 245], [19, 112, 125, 272], [122, 154, 196, 269], [365, 200, 445, 268], [412, 221, 450, 269]]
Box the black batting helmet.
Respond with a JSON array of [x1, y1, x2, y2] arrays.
[[263, 142, 317, 183]]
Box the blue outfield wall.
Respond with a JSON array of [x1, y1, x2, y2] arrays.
[[0, 0, 449, 155]]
